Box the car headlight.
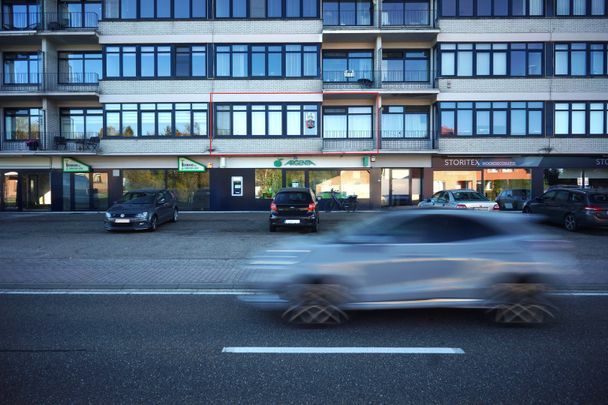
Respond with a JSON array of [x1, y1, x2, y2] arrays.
[[105, 212, 111, 219], [135, 212, 148, 220]]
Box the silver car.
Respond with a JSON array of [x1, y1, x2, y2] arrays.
[[241, 210, 576, 325], [418, 189, 499, 211]]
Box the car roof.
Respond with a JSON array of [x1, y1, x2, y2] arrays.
[[547, 187, 606, 193], [277, 187, 312, 193], [442, 189, 479, 192], [125, 189, 165, 194]]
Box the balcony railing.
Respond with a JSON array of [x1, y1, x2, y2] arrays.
[[1, 12, 99, 31], [381, 9, 431, 26], [323, 7, 434, 28], [0, 132, 100, 152], [323, 10, 374, 27], [323, 70, 434, 90], [1, 73, 99, 93]]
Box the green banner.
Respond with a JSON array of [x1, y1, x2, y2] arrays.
[[178, 157, 207, 172], [62, 158, 91, 173]]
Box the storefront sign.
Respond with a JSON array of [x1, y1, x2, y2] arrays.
[[62, 158, 91, 173], [273, 158, 316, 168], [434, 156, 608, 169], [178, 157, 207, 172]]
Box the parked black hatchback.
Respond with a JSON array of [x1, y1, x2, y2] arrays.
[[269, 188, 319, 232], [495, 189, 530, 211], [522, 187, 608, 231], [105, 189, 179, 232]]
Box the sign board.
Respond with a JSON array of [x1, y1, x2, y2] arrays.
[[178, 157, 207, 172], [62, 158, 91, 173], [231, 176, 243, 197], [273, 158, 316, 168]]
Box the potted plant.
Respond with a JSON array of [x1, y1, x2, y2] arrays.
[[26, 139, 39, 151]]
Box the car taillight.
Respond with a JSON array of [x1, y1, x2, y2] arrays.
[[492, 203, 500, 211], [307, 202, 316, 212], [270, 202, 278, 213], [584, 205, 603, 212], [456, 204, 467, 209]]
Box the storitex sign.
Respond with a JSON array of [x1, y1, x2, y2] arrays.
[[62, 158, 91, 173], [273, 158, 316, 168], [178, 157, 207, 172], [434, 156, 608, 169]]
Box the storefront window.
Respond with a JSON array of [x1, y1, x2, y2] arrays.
[[310, 170, 370, 199], [122, 170, 166, 191], [167, 171, 210, 210], [285, 170, 305, 188], [483, 168, 531, 200], [544, 168, 608, 189], [433, 170, 482, 193], [255, 169, 282, 199]]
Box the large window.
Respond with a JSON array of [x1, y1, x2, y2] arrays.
[[381, 106, 429, 138], [382, 0, 430, 25], [215, 103, 319, 137], [555, 102, 608, 136], [3, 52, 40, 84], [555, 0, 607, 16], [322, 0, 372, 26], [323, 50, 373, 82], [216, 0, 318, 18], [323, 106, 373, 139], [105, 45, 208, 79], [105, 0, 207, 19], [440, 0, 544, 17], [439, 43, 543, 77], [59, 0, 102, 28], [1, 0, 41, 30], [105, 103, 208, 137], [310, 170, 370, 199], [58, 52, 102, 83], [60, 108, 103, 138], [438, 102, 544, 136], [215, 44, 319, 78], [4, 108, 42, 141], [555, 43, 608, 76], [382, 50, 429, 82], [255, 169, 283, 199]]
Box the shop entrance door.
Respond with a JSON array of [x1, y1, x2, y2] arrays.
[[22, 171, 51, 211], [63, 172, 109, 211], [2, 171, 19, 210]]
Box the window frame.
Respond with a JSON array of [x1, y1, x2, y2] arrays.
[[3, 108, 43, 141], [381, 106, 430, 139], [554, 42, 608, 77], [439, 0, 545, 17], [322, 106, 374, 139], [2, 52, 41, 84], [105, 0, 209, 20], [60, 107, 104, 138], [554, 102, 608, 137], [215, 0, 319, 19]]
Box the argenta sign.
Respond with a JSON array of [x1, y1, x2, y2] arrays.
[[62, 158, 91, 173], [274, 158, 316, 168]]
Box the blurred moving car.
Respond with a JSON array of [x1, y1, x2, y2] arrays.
[[104, 189, 178, 231], [495, 189, 530, 211], [418, 189, 499, 211], [242, 210, 576, 325], [522, 187, 608, 231], [269, 187, 319, 232]]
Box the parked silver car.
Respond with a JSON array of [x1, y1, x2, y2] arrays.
[[241, 210, 576, 325], [418, 189, 499, 211]]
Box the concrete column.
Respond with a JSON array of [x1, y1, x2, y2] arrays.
[[374, 34, 382, 87], [369, 168, 383, 209], [42, 38, 58, 92], [422, 167, 434, 199], [43, 97, 60, 149], [373, 0, 381, 28]]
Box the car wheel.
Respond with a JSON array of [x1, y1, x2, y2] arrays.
[[310, 222, 318, 233], [171, 208, 178, 223], [149, 215, 158, 232], [282, 283, 349, 325], [487, 282, 555, 325], [269, 224, 276, 232], [563, 213, 577, 232]]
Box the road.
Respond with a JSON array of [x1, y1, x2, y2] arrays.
[[1, 293, 607, 404]]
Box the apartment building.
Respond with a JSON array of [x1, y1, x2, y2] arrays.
[[0, 0, 606, 212]]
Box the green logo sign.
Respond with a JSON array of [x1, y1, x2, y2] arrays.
[[178, 157, 207, 172], [62, 158, 91, 173], [273, 158, 316, 168]]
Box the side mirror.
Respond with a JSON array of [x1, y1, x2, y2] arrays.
[[157, 198, 166, 205]]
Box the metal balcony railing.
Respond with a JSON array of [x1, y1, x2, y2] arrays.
[[322, 130, 434, 152], [323, 9, 374, 27], [323, 70, 434, 90], [0, 132, 100, 152], [1, 12, 99, 31], [323, 7, 434, 28], [1, 73, 99, 93], [380, 9, 431, 27]]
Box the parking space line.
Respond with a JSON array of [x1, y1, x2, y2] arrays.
[[222, 347, 465, 354]]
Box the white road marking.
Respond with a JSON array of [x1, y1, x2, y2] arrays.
[[551, 291, 608, 296], [222, 347, 465, 354], [266, 249, 311, 253]]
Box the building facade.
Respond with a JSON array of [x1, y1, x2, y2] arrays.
[[0, 0, 607, 211]]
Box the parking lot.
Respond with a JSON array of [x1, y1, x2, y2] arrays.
[[0, 210, 607, 289]]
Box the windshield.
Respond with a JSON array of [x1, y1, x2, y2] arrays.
[[452, 191, 488, 201], [274, 192, 312, 204], [119, 192, 155, 204]]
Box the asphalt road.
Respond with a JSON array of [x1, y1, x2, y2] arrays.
[[1, 294, 607, 404]]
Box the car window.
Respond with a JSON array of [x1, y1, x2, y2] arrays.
[[402, 215, 499, 243], [554, 190, 570, 203], [541, 190, 557, 201], [452, 191, 488, 201], [274, 192, 312, 204], [570, 193, 585, 203], [119, 192, 155, 204], [589, 193, 608, 204], [431, 191, 442, 200]]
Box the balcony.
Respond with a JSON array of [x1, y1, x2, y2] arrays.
[[0, 73, 100, 95], [0, 132, 100, 153], [379, 131, 434, 151], [323, 70, 436, 93], [0, 12, 99, 32]]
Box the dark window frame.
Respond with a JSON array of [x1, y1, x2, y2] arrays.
[[105, 0, 208, 20], [554, 102, 608, 137], [381, 105, 430, 139], [58, 51, 103, 83], [382, 49, 430, 82], [322, 105, 374, 139], [554, 42, 608, 77], [3, 108, 43, 141], [439, 0, 545, 17], [2, 52, 41, 84], [215, 0, 319, 19], [322, 0, 373, 26], [60, 107, 104, 138], [554, 0, 608, 17], [322, 49, 374, 83]]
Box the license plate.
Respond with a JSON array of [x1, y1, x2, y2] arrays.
[[115, 218, 130, 223], [285, 219, 300, 224], [504, 203, 513, 209]]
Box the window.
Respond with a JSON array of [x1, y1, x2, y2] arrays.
[[175, 46, 207, 77], [323, 50, 373, 82], [216, 0, 318, 18], [556, 0, 607, 16], [140, 46, 171, 77], [439, 43, 543, 77], [105, 46, 136, 77], [58, 0, 102, 28], [215, 103, 319, 137], [3, 52, 40, 84], [107, 0, 207, 19], [252, 45, 283, 77], [255, 169, 283, 199], [440, 0, 544, 16], [555, 43, 608, 76], [105, 45, 208, 78], [381, 0, 430, 25], [555, 102, 608, 136], [438, 101, 544, 136], [381, 106, 429, 138], [322, 0, 372, 25], [58, 52, 102, 83], [60, 108, 103, 138], [104, 103, 208, 137], [323, 106, 372, 139], [382, 50, 429, 82], [1, 0, 41, 29], [3, 108, 42, 140]]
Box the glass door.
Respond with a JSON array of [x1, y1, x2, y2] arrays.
[[2, 171, 19, 210], [22, 171, 51, 210]]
